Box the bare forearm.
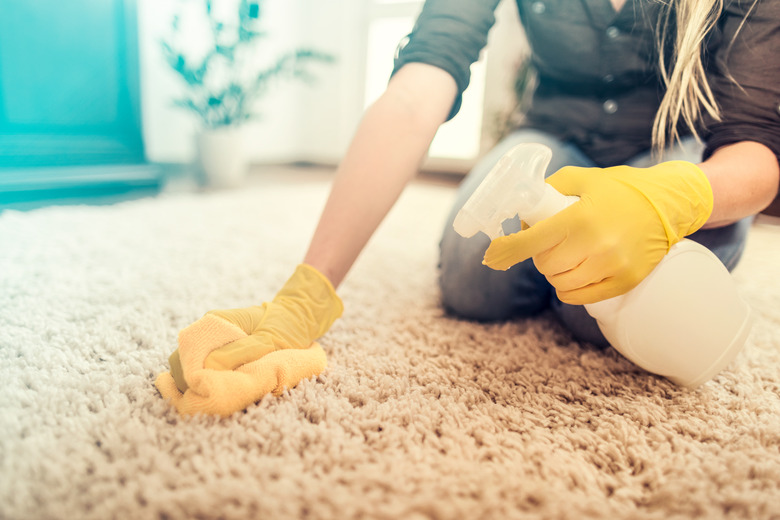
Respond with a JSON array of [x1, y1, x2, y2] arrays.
[[698, 141, 780, 228], [303, 102, 430, 287], [304, 64, 457, 288]]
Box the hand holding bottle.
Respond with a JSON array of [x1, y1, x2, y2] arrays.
[[483, 161, 714, 305]]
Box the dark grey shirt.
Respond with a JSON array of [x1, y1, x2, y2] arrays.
[[392, 0, 780, 167]]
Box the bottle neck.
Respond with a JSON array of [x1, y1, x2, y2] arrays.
[[521, 184, 579, 226]]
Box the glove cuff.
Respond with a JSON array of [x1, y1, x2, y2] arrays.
[[658, 161, 714, 241], [292, 263, 344, 314], [275, 264, 344, 336]]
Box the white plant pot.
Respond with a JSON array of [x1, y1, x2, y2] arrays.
[[196, 126, 248, 189]]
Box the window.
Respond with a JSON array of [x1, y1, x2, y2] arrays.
[[138, 0, 526, 171], [362, 0, 487, 164]]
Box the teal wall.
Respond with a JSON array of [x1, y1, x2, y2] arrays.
[[0, 0, 161, 207]]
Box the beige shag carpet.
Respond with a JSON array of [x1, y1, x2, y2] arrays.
[[1, 170, 779, 520]]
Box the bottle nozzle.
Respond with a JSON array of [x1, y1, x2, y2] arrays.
[[453, 143, 553, 240]]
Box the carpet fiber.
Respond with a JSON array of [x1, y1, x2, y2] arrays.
[[2, 173, 779, 520]]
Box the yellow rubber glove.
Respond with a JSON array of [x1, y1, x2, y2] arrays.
[[483, 161, 714, 305], [155, 264, 343, 416]]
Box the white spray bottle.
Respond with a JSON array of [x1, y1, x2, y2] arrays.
[[454, 143, 752, 388]]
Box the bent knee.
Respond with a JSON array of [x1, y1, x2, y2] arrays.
[[439, 262, 549, 322], [440, 283, 511, 321]]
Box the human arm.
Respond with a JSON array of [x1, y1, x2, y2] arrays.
[[699, 141, 779, 228], [699, 0, 780, 226], [158, 63, 458, 407], [159, 0, 504, 413], [158, 0, 504, 414], [304, 62, 458, 287], [304, 0, 501, 286]]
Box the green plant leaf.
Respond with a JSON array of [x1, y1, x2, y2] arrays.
[[172, 98, 207, 120], [215, 45, 236, 61], [238, 0, 251, 22], [159, 41, 182, 70], [238, 25, 263, 42], [163, 0, 333, 127], [295, 48, 336, 63]]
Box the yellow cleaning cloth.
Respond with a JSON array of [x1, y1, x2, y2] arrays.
[[155, 313, 327, 417], [155, 264, 341, 416]]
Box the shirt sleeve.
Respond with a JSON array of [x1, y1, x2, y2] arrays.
[[391, 0, 502, 120], [703, 0, 780, 167]]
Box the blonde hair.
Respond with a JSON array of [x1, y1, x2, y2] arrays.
[[653, 0, 723, 154], [652, 0, 759, 155]]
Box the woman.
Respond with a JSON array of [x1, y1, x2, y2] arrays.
[[159, 0, 780, 415]]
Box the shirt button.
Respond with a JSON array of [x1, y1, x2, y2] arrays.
[[606, 26, 620, 39], [603, 99, 618, 114], [531, 1, 546, 14], [602, 74, 615, 84]]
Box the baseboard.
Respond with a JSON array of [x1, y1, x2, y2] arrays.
[[0, 163, 164, 210]]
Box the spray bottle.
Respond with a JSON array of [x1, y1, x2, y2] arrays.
[[454, 143, 752, 388]]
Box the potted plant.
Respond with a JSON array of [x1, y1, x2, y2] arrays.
[[161, 0, 334, 188]]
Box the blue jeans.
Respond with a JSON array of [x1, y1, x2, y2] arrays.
[[439, 129, 753, 347]]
